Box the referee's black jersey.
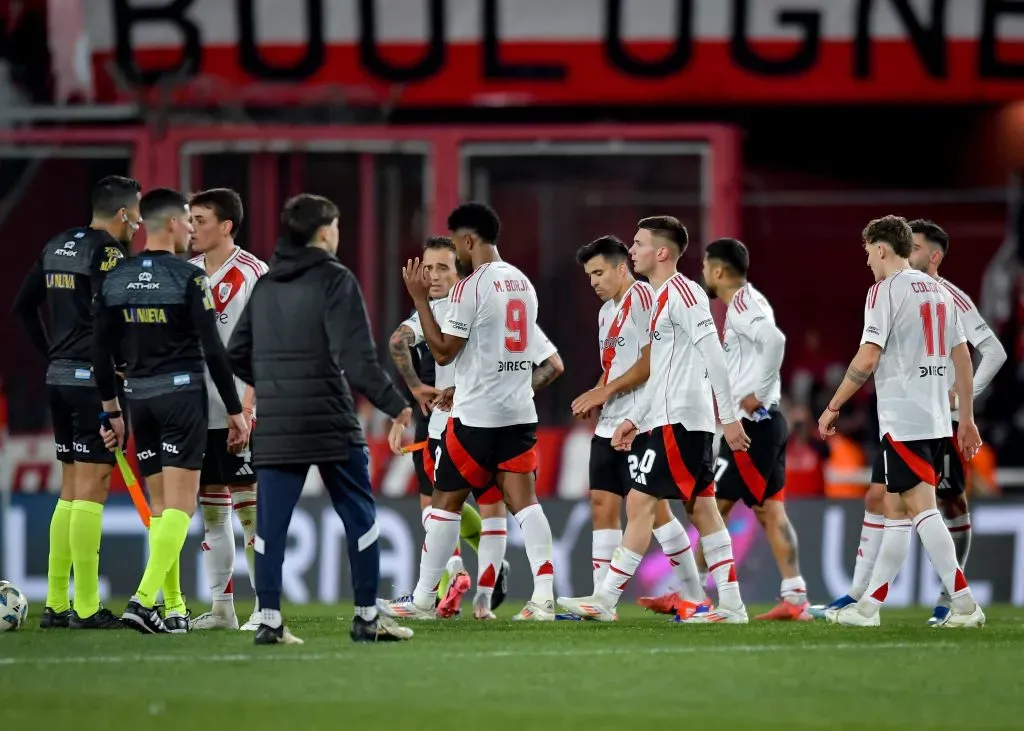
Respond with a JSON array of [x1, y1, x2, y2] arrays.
[[92, 250, 241, 413], [12, 227, 126, 361]]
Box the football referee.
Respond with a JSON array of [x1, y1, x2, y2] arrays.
[[94, 188, 249, 633], [227, 193, 414, 644]]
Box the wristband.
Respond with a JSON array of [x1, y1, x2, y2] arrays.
[[104, 410, 122, 420], [826, 404, 840, 413]]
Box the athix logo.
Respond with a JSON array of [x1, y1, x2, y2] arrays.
[[54, 241, 77, 257], [128, 271, 159, 290]]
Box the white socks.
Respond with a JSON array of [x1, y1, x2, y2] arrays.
[[514, 504, 555, 604], [915, 509, 974, 613], [477, 517, 507, 607], [653, 519, 704, 604], [232, 489, 258, 606], [700, 529, 743, 610], [781, 576, 808, 604], [412, 509, 461, 609], [859, 518, 912, 616], [592, 528, 621, 593], [199, 493, 235, 615], [596, 546, 642, 609], [850, 511, 885, 600]]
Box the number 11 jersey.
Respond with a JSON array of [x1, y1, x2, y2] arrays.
[[442, 261, 544, 428]]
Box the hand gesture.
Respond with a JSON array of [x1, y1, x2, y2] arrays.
[[611, 419, 638, 451], [722, 420, 751, 451], [432, 387, 455, 412], [739, 394, 762, 415], [571, 386, 610, 418], [226, 412, 250, 455], [401, 258, 432, 302], [411, 384, 441, 417], [957, 419, 983, 462], [387, 418, 408, 456]]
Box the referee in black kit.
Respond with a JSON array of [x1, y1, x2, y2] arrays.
[[227, 193, 414, 645], [94, 188, 249, 633]]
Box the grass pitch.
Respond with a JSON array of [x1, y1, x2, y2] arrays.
[[2, 602, 1022, 730]]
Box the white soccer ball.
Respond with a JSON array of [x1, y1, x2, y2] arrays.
[[0, 582, 29, 631]]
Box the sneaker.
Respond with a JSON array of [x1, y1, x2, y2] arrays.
[[928, 605, 951, 626], [512, 599, 556, 622], [556, 596, 616, 622], [637, 591, 684, 615], [254, 624, 304, 645], [491, 560, 511, 610], [350, 614, 414, 642], [679, 604, 749, 624], [437, 571, 471, 619], [40, 607, 73, 629], [376, 594, 436, 620], [191, 611, 240, 630], [555, 613, 584, 621], [69, 607, 125, 630], [473, 595, 497, 620], [824, 604, 880, 627], [675, 597, 712, 620], [808, 594, 856, 619], [163, 611, 190, 634], [756, 598, 813, 621], [122, 600, 169, 634], [240, 610, 261, 631], [939, 603, 985, 628]]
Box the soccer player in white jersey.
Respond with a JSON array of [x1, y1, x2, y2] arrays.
[[381, 202, 560, 621], [185, 189, 268, 631], [819, 215, 985, 628], [699, 238, 811, 621], [559, 216, 752, 624], [811, 219, 1006, 625], [569, 235, 710, 620]]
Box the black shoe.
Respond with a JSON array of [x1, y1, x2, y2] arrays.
[[69, 607, 125, 630], [40, 607, 72, 629], [121, 600, 169, 634], [254, 623, 304, 645], [492, 559, 511, 610], [350, 615, 414, 643], [163, 612, 190, 634]]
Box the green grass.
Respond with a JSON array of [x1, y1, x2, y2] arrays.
[[2, 602, 1022, 730]]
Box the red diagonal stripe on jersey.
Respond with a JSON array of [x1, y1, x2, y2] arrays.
[[601, 293, 634, 384], [635, 282, 652, 309], [671, 277, 697, 308], [662, 424, 697, 500], [869, 282, 882, 309], [733, 451, 768, 504], [445, 426, 491, 488], [734, 287, 747, 313], [886, 435, 938, 487], [213, 266, 246, 313], [941, 281, 971, 312], [651, 288, 670, 330]]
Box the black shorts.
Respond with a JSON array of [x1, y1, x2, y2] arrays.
[[937, 422, 966, 500], [715, 410, 788, 507], [630, 424, 715, 501], [47, 383, 115, 466], [435, 418, 532, 505], [413, 446, 433, 497], [199, 429, 256, 487], [128, 391, 208, 477], [870, 434, 946, 494], [590, 435, 633, 497]]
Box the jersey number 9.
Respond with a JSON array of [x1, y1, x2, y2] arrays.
[[504, 299, 529, 353]]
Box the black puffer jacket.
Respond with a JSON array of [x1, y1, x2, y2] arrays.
[[228, 244, 408, 467]]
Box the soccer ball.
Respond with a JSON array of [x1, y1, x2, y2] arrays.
[[0, 581, 29, 631]]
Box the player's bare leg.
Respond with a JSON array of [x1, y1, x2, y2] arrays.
[[193, 483, 239, 630], [42, 463, 75, 627], [637, 500, 709, 618], [501, 470, 556, 621], [680, 494, 747, 623], [753, 500, 811, 620], [470, 498, 506, 620], [830, 483, 983, 627], [932, 492, 971, 624]]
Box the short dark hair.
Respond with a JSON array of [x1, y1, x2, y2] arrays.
[[576, 235, 629, 266], [424, 235, 454, 253], [862, 215, 913, 258], [638, 215, 689, 255], [91, 175, 141, 218], [139, 188, 188, 223], [909, 219, 949, 255], [190, 188, 244, 237], [705, 238, 749, 277], [281, 194, 339, 247], [447, 202, 500, 244]]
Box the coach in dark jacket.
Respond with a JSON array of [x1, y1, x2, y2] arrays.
[[227, 193, 413, 645]]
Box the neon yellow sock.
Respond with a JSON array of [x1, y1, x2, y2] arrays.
[[460, 503, 482, 553], [162, 551, 185, 616], [46, 499, 73, 612], [68, 500, 104, 618], [135, 510, 189, 608]]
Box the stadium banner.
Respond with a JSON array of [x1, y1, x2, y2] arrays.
[[2, 493, 1023, 606], [88, 0, 1024, 106]]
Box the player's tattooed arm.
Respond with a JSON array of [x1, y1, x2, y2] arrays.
[[388, 324, 423, 390], [532, 353, 564, 392], [819, 344, 881, 438], [845, 365, 872, 385]]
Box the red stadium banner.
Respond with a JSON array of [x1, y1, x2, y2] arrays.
[[91, 0, 1024, 106]]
